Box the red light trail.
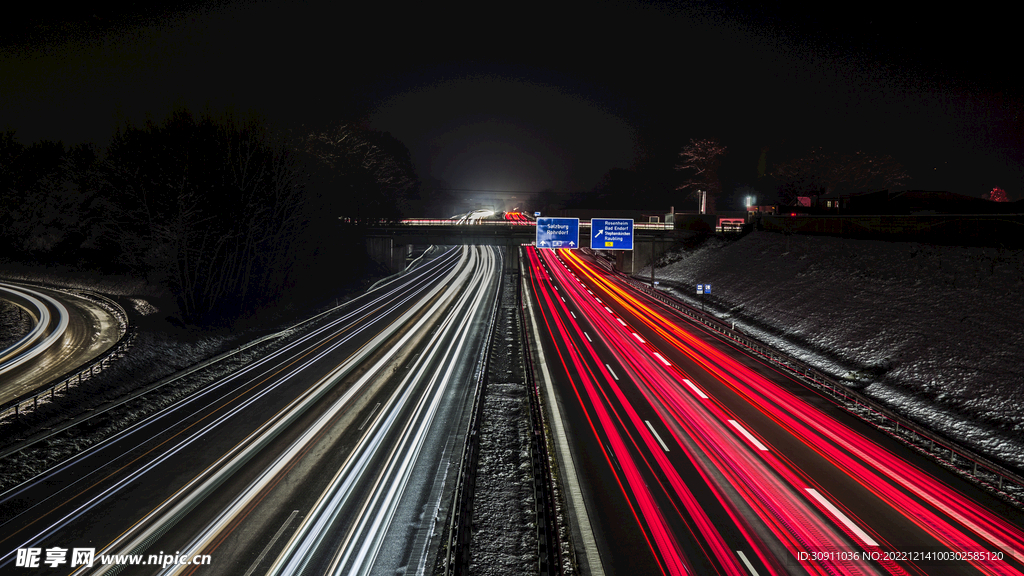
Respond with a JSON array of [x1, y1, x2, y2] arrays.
[[525, 245, 1024, 575]]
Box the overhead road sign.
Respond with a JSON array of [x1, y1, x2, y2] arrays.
[[536, 217, 579, 249], [590, 218, 634, 250]]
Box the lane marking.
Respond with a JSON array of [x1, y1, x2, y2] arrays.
[[645, 420, 670, 452], [729, 420, 768, 451], [736, 550, 759, 576], [570, 311, 577, 319], [631, 332, 645, 344], [805, 488, 879, 547], [584, 332, 592, 343], [561, 296, 566, 303], [683, 378, 708, 399], [243, 509, 299, 576], [358, 402, 381, 431], [616, 317, 627, 326], [604, 306, 613, 314], [604, 364, 619, 381], [652, 352, 670, 366]]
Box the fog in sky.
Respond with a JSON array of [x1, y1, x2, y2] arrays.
[[2, 1, 1021, 198]]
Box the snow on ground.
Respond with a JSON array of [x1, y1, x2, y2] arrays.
[[0, 299, 33, 352], [0, 261, 158, 298], [469, 273, 537, 575], [641, 231, 1024, 469]]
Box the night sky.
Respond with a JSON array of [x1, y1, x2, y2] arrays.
[[2, 1, 1021, 201]]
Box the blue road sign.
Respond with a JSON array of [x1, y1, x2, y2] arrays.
[[534, 211, 541, 217], [697, 284, 704, 294], [590, 218, 634, 250], [704, 284, 711, 293], [536, 217, 580, 249]]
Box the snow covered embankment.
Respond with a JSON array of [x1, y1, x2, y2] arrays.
[[646, 231, 1024, 470]]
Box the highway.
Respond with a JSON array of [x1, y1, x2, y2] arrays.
[[7, 213, 1022, 576], [0, 282, 121, 408], [0, 231, 502, 574], [524, 246, 1024, 576]]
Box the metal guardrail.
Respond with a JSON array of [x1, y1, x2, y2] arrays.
[[0, 290, 134, 423], [69, 289, 129, 338], [601, 266, 1024, 505], [520, 273, 564, 576], [443, 262, 505, 575]]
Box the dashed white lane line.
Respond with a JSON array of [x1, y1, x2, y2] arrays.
[[604, 306, 613, 314], [632, 332, 645, 344], [683, 378, 708, 399], [805, 488, 879, 547], [358, 402, 381, 431], [584, 332, 592, 342], [653, 352, 671, 366], [604, 364, 619, 381], [736, 550, 759, 576], [645, 420, 670, 452], [616, 317, 627, 326], [729, 419, 769, 451], [570, 310, 577, 319], [244, 510, 299, 576]]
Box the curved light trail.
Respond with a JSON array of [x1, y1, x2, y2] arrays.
[[0, 282, 69, 376], [0, 231, 501, 575]]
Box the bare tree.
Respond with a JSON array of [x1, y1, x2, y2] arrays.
[[987, 187, 1009, 202], [675, 138, 727, 214], [99, 108, 306, 325]]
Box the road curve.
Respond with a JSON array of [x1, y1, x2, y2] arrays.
[[0, 246, 469, 574], [0, 281, 122, 408]]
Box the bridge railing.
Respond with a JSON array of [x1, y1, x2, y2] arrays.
[[398, 219, 675, 230], [400, 219, 518, 225]]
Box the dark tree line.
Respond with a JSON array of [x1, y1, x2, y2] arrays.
[[0, 134, 100, 260], [770, 147, 909, 205], [95, 110, 310, 325], [1, 109, 418, 326]]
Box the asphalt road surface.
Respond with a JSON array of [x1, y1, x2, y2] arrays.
[[0, 281, 121, 407], [0, 243, 502, 575], [525, 246, 1024, 576]]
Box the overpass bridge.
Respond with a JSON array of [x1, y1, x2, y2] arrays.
[[363, 219, 679, 273]]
